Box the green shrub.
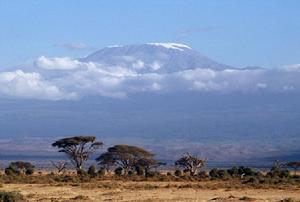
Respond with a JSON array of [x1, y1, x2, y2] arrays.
[[5, 161, 35, 176], [238, 166, 256, 176], [174, 169, 182, 177], [25, 167, 34, 176], [267, 167, 290, 178], [209, 168, 230, 179], [145, 171, 160, 178], [279, 170, 290, 178], [128, 170, 134, 176], [198, 171, 208, 178], [209, 168, 219, 178], [4, 168, 17, 176], [0, 191, 26, 202], [87, 165, 97, 177], [227, 166, 239, 177], [217, 169, 229, 179], [245, 177, 259, 184], [77, 169, 87, 176], [97, 168, 106, 176]]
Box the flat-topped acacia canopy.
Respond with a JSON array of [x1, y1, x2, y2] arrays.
[[52, 136, 103, 171]]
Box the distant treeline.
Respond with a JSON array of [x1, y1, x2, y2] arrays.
[[2, 136, 300, 182]]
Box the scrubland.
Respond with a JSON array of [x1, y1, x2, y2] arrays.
[[0, 171, 299, 202]]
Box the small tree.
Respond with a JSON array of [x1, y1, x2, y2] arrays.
[[96, 144, 154, 175], [285, 161, 300, 175], [175, 153, 205, 176], [50, 161, 68, 174], [52, 136, 103, 172]]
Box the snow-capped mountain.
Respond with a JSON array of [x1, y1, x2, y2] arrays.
[[80, 43, 231, 73]]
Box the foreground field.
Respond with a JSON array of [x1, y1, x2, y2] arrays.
[[1, 180, 300, 202]]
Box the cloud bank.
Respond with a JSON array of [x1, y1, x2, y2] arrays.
[[1, 56, 300, 100]]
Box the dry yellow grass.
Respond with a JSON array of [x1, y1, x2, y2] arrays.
[[0, 180, 299, 202]]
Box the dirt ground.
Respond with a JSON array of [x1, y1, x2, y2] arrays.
[[1, 181, 300, 202]]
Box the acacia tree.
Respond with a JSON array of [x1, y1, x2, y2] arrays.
[[52, 136, 103, 171], [175, 153, 206, 176], [286, 161, 300, 175], [96, 144, 154, 175]]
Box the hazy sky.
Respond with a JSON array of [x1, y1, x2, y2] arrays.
[[1, 0, 300, 68]]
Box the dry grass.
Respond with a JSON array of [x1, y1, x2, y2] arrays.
[[0, 179, 299, 202], [0, 171, 299, 201]]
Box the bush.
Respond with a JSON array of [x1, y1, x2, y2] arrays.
[[25, 167, 34, 176], [227, 166, 239, 177], [87, 165, 97, 177], [5, 161, 35, 176], [198, 171, 208, 178], [267, 167, 290, 178], [128, 170, 134, 176], [4, 167, 17, 176], [77, 169, 87, 176], [98, 168, 106, 176], [217, 169, 230, 179], [174, 169, 182, 177], [238, 166, 256, 176], [114, 167, 123, 176], [245, 177, 259, 184], [0, 191, 26, 202], [209, 168, 230, 179], [279, 170, 290, 178], [145, 171, 160, 178], [209, 168, 219, 178]]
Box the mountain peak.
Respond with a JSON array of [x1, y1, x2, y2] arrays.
[[146, 43, 191, 51], [80, 43, 231, 73]]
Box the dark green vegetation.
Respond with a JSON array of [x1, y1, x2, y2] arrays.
[[5, 162, 35, 176], [0, 191, 26, 202]]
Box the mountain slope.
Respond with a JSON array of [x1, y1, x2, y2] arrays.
[[80, 43, 231, 73]]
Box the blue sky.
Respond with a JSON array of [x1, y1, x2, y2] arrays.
[[0, 0, 299, 68]]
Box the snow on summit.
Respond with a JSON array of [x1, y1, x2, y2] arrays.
[[147, 43, 192, 51]]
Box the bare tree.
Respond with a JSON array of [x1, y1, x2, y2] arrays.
[[50, 161, 68, 174], [175, 153, 205, 176], [96, 144, 154, 175], [52, 136, 103, 171]]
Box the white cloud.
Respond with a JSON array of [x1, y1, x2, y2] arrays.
[[35, 56, 82, 70], [132, 60, 145, 69], [283, 64, 300, 72], [1, 57, 300, 100], [150, 61, 162, 71], [0, 70, 76, 100]]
